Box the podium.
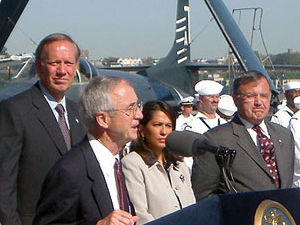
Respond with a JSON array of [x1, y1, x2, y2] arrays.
[[145, 188, 300, 225]]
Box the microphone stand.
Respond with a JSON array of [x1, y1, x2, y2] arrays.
[[215, 146, 237, 193]]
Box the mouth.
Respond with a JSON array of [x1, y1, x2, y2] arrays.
[[158, 138, 166, 143], [54, 78, 68, 84]]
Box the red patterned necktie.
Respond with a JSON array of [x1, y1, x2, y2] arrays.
[[114, 159, 130, 212], [252, 125, 279, 188], [55, 104, 71, 150]]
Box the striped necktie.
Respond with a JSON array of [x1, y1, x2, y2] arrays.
[[114, 159, 130, 212], [55, 104, 71, 150]]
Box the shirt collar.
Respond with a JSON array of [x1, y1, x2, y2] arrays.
[[39, 81, 67, 111], [238, 115, 268, 133], [87, 134, 119, 168]]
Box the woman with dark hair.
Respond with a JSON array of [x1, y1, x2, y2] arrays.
[[122, 101, 195, 225]]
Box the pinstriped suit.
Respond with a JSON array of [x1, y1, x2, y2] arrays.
[[0, 83, 86, 225], [191, 115, 295, 201]]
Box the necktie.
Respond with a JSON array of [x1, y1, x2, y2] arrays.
[[252, 125, 279, 188], [114, 159, 130, 212], [55, 104, 71, 150]]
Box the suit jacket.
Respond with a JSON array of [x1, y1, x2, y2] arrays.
[[0, 83, 86, 225], [191, 115, 295, 201], [122, 151, 195, 225], [33, 138, 134, 225]]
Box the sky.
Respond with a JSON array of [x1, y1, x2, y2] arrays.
[[4, 0, 300, 60]]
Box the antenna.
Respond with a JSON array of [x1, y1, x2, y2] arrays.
[[7, 17, 37, 46]]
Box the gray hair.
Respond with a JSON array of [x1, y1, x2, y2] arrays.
[[35, 33, 81, 61], [79, 76, 129, 130]]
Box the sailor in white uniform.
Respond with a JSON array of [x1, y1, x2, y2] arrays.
[[175, 96, 195, 174], [217, 94, 237, 121], [271, 81, 300, 128], [175, 96, 194, 131], [289, 96, 300, 187], [189, 80, 226, 134]]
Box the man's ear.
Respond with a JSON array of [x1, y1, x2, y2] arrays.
[[96, 111, 110, 129], [35, 59, 43, 75]]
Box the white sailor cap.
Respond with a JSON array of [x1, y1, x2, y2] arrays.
[[284, 81, 300, 92], [217, 94, 237, 117], [179, 96, 194, 105], [294, 96, 300, 110], [195, 80, 223, 96]]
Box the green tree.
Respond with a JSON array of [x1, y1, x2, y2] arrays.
[[270, 52, 300, 65]]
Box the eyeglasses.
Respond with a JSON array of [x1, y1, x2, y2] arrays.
[[237, 93, 271, 102], [109, 101, 143, 117]]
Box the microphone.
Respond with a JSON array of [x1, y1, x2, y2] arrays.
[[166, 131, 236, 157], [166, 131, 217, 156]]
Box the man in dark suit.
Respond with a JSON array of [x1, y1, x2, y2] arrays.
[[192, 71, 295, 201], [33, 76, 142, 225], [0, 33, 86, 225]]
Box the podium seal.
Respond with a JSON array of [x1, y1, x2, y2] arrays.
[[254, 200, 296, 225]]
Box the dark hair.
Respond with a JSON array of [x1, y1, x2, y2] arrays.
[[233, 71, 270, 95], [35, 33, 81, 61], [130, 101, 182, 166]]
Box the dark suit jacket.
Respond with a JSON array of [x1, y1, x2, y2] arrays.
[[0, 83, 86, 225], [191, 115, 295, 201], [33, 138, 133, 225]]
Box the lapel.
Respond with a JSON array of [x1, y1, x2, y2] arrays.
[[66, 99, 83, 145], [266, 121, 287, 185], [31, 83, 68, 155], [81, 139, 114, 218], [231, 116, 272, 177]]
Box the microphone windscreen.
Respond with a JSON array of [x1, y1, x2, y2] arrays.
[[166, 131, 207, 157]]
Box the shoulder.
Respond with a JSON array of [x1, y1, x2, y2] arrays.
[[53, 140, 87, 173], [267, 121, 292, 137], [122, 151, 144, 166]]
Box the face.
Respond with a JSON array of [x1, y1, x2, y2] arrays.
[[197, 95, 220, 114], [286, 89, 300, 108], [140, 110, 173, 153], [233, 77, 271, 125], [35, 40, 78, 102], [181, 104, 193, 115], [108, 81, 143, 146]]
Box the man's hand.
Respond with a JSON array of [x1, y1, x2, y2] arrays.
[[96, 210, 139, 225]]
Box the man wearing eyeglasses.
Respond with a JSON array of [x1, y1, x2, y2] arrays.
[[192, 71, 294, 201], [33, 76, 142, 225]]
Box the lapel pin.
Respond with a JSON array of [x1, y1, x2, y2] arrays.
[[180, 174, 185, 183]]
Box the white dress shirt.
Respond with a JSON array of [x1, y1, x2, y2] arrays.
[[88, 134, 120, 210], [238, 116, 271, 148], [39, 81, 70, 129]]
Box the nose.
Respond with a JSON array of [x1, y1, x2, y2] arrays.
[[160, 125, 167, 135], [134, 106, 143, 120], [57, 63, 66, 75], [253, 95, 263, 105]]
